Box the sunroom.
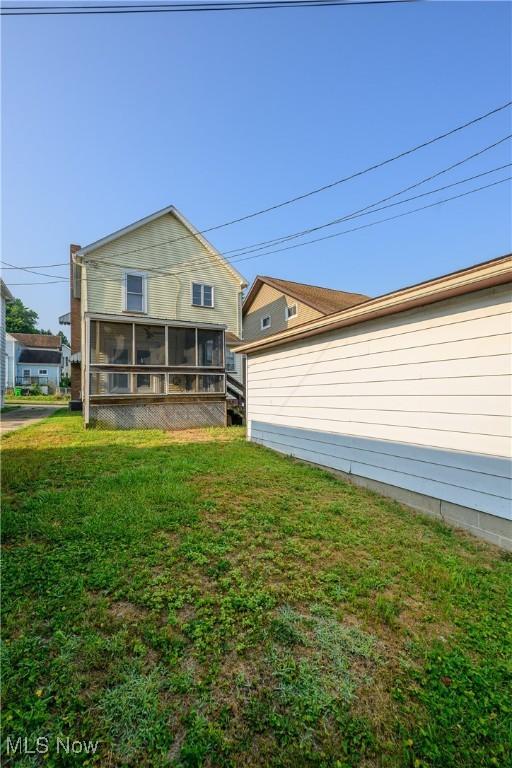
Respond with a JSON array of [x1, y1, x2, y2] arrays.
[[84, 316, 230, 429]]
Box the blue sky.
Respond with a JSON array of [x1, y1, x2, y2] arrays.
[[2, 0, 511, 332]]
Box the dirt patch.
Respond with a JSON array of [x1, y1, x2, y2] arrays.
[[109, 601, 148, 622]]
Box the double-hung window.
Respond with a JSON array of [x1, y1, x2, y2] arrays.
[[192, 283, 214, 308], [125, 271, 147, 313], [285, 304, 297, 320], [226, 348, 236, 372]]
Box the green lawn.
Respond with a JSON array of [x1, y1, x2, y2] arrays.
[[2, 412, 511, 767], [4, 394, 70, 404]]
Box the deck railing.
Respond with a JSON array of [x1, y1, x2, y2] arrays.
[[15, 376, 49, 387]]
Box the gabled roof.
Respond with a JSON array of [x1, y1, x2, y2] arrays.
[[243, 275, 369, 316], [237, 254, 512, 355], [75, 204, 248, 288], [10, 333, 61, 349], [18, 349, 61, 364], [1, 279, 13, 301]]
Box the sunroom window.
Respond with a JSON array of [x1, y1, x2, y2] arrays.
[[198, 374, 224, 393], [197, 329, 223, 367], [168, 327, 196, 366], [168, 374, 196, 393], [136, 373, 165, 394], [90, 321, 132, 364], [135, 324, 165, 365]]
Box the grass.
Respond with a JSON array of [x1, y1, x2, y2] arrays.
[[1, 411, 511, 767], [4, 394, 70, 404]]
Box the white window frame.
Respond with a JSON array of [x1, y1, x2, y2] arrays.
[[285, 304, 298, 320], [191, 282, 215, 308], [124, 270, 147, 314], [260, 314, 272, 330], [38, 369, 48, 375], [23, 369, 30, 377]]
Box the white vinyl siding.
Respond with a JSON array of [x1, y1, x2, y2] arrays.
[[85, 212, 241, 334], [246, 284, 512, 521]]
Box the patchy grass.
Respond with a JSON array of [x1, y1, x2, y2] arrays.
[[1, 412, 511, 767]]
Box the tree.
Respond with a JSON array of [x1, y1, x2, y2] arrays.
[[58, 330, 70, 347], [6, 298, 39, 334]]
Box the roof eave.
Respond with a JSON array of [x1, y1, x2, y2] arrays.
[[236, 255, 512, 355], [76, 204, 248, 288]]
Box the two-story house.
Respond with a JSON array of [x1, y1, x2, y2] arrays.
[[68, 205, 247, 429], [242, 275, 369, 342]]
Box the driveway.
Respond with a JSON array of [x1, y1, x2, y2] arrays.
[[0, 404, 65, 435]]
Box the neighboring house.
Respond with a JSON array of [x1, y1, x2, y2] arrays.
[[61, 343, 71, 380], [237, 254, 512, 550], [242, 275, 369, 342], [1, 279, 14, 408], [68, 204, 248, 429], [6, 333, 62, 393]]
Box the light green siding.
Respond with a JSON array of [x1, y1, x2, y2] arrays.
[[85, 211, 244, 335]]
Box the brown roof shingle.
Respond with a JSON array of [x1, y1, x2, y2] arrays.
[[243, 276, 369, 316], [10, 333, 61, 349]]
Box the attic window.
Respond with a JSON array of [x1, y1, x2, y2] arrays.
[[261, 315, 271, 330], [286, 304, 297, 320]]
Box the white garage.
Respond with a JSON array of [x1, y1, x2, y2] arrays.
[[237, 255, 512, 549]]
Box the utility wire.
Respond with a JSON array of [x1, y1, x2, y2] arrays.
[[221, 134, 512, 256], [5, 175, 510, 286], [1, 0, 415, 15], [5, 163, 509, 281], [60, 161, 512, 283], [10, 100, 507, 269], [3, 106, 510, 275]]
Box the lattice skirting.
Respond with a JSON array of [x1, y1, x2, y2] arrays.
[[89, 401, 226, 430]]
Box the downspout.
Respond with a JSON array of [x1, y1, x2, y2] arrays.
[[72, 251, 89, 424]]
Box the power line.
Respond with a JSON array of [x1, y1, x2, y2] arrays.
[[3, 150, 510, 283], [3, 131, 510, 282], [2, 163, 512, 285], [20, 100, 510, 268], [65, 161, 512, 283], [5, 176, 510, 286], [3, 104, 510, 277], [1, 0, 416, 16], [4, 163, 510, 282], [224, 176, 512, 262], [222, 134, 512, 256]]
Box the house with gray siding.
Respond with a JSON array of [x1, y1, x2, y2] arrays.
[[237, 255, 512, 549]]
